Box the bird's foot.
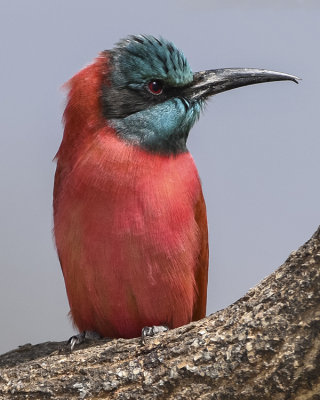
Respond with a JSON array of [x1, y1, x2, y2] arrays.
[[68, 330, 101, 351], [141, 325, 169, 345]]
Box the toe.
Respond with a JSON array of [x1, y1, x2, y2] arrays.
[[141, 325, 169, 345]]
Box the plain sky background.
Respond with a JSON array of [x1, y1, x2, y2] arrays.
[[1, 0, 319, 355]]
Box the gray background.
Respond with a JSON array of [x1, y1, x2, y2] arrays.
[[1, 0, 319, 355]]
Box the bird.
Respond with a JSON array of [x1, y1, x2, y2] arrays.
[[53, 35, 298, 346]]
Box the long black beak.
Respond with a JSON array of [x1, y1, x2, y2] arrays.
[[184, 68, 300, 101]]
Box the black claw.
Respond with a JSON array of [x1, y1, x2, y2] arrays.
[[141, 325, 169, 345], [67, 331, 101, 351], [68, 332, 85, 351]]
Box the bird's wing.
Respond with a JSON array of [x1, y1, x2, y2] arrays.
[[53, 161, 69, 275], [53, 163, 61, 215], [192, 190, 209, 321]]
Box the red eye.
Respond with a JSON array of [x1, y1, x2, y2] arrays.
[[148, 80, 163, 95]]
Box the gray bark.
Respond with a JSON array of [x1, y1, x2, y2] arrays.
[[1, 227, 320, 399]]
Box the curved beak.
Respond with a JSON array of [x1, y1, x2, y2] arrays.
[[184, 68, 300, 101]]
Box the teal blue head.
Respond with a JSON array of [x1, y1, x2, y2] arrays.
[[101, 35, 298, 154]]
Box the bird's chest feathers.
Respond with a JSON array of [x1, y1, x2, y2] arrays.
[[61, 131, 201, 261]]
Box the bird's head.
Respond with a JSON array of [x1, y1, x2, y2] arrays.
[[63, 35, 299, 156], [101, 35, 199, 154]]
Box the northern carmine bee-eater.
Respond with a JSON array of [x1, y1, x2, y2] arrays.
[[54, 35, 298, 346]]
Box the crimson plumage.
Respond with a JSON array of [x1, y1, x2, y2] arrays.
[[54, 35, 297, 340], [54, 53, 209, 338]]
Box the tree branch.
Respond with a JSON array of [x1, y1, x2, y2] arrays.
[[1, 227, 320, 399]]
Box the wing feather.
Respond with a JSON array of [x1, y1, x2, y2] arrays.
[[192, 190, 209, 321]]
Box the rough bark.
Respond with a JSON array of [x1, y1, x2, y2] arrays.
[[1, 227, 320, 400]]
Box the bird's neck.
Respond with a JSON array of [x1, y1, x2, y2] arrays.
[[56, 55, 108, 163], [108, 99, 191, 155]]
